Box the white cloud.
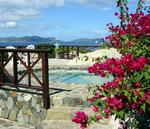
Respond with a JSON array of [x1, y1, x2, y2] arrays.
[[0, 0, 64, 28], [0, 0, 149, 29], [0, 0, 116, 26], [5, 21, 17, 28], [67, 0, 150, 10], [66, 0, 115, 10], [0, 21, 16, 28], [69, 0, 115, 6], [102, 7, 112, 11]]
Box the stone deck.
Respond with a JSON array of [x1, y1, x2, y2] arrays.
[[0, 117, 34, 129]]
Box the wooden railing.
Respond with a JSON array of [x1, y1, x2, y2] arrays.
[[0, 45, 101, 109], [59, 45, 100, 59], [0, 48, 50, 109]]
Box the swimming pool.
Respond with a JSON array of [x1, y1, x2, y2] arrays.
[[38, 70, 113, 85]]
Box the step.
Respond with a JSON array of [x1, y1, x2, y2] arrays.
[[46, 106, 87, 120], [43, 106, 119, 129], [36, 120, 112, 129]]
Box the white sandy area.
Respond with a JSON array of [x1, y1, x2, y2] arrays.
[[67, 48, 121, 66]]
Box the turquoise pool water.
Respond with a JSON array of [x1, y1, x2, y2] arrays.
[[41, 70, 113, 85]]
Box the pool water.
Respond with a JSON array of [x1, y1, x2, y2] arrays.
[[41, 70, 113, 85]]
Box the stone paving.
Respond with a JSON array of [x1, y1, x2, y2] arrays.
[[36, 106, 119, 129], [0, 116, 116, 129], [36, 120, 112, 129], [0, 117, 35, 129]]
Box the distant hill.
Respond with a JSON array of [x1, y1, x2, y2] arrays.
[[64, 38, 103, 46], [0, 36, 57, 42], [0, 36, 104, 46]]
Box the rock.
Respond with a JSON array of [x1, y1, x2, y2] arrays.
[[23, 115, 30, 124], [6, 97, 14, 110], [46, 111, 71, 120], [30, 115, 38, 125], [35, 104, 42, 112], [52, 96, 63, 106], [17, 111, 30, 124], [63, 97, 83, 107], [0, 90, 4, 94], [81, 101, 90, 108], [16, 101, 24, 109], [24, 94, 32, 101], [21, 103, 30, 112], [2, 107, 10, 118], [8, 109, 18, 121], [0, 91, 7, 101], [0, 100, 4, 107], [30, 107, 39, 118], [17, 95, 24, 101], [31, 96, 37, 107], [36, 124, 43, 129], [5, 91, 10, 96], [23, 108, 32, 116], [38, 109, 46, 121], [10, 91, 17, 97], [17, 110, 24, 123], [36, 96, 42, 104], [0, 107, 2, 116]]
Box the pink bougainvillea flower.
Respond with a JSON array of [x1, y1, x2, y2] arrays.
[[88, 97, 95, 104], [133, 82, 141, 88], [107, 97, 124, 110], [103, 108, 111, 115], [92, 106, 99, 112], [72, 112, 89, 129], [96, 115, 103, 121], [144, 90, 150, 99]]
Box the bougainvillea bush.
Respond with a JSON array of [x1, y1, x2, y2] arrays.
[[72, 0, 150, 129]]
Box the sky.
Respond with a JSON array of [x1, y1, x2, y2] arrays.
[[0, 0, 149, 41]]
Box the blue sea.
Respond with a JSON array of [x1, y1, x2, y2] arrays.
[[0, 42, 48, 47], [0, 41, 102, 47]]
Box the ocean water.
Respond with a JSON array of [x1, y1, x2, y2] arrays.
[[0, 42, 42, 47]]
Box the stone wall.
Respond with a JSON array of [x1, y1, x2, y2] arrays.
[[0, 89, 46, 126]]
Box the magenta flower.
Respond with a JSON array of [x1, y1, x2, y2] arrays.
[[96, 115, 103, 121], [107, 97, 124, 110], [145, 90, 150, 99], [133, 82, 141, 88], [92, 106, 99, 112], [72, 112, 89, 129], [103, 108, 111, 115]]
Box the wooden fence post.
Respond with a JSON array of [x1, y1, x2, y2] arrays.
[[67, 46, 70, 59], [77, 46, 79, 56], [42, 52, 50, 109], [13, 52, 18, 85], [27, 52, 31, 87], [0, 52, 4, 83]]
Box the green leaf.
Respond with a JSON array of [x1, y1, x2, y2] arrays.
[[117, 110, 125, 119], [144, 72, 150, 80], [140, 92, 144, 98], [105, 72, 110, 78], [141, 103, 146, 112], [122, 35, 128, 40], [133, 97, 138, 103]]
